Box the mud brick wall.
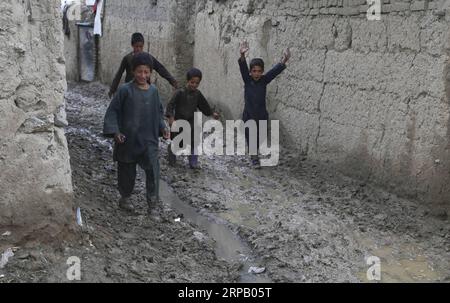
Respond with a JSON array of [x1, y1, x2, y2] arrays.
[[0, 0, 74, 242], [194, 0, 450, 207]]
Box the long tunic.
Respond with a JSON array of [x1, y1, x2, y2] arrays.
[[103, 82, 165, 170], [166, 88, 213, 121], [109, 52, 177, 95], [238, 58, 286, 121]]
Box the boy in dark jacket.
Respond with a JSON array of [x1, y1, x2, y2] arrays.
[[108, 32, 178, 98], [238, 40, 291, 168], [166, 68, 219, 169], [103, 52, 170, 217]]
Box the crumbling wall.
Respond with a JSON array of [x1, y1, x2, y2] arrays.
[[64, 20, 79, 82], [193, 0, 450, 207], [0, 0, 74, 243], [98, 0, 196, 102]]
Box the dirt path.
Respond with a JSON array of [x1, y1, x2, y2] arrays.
[[1, 81, 449, 282]]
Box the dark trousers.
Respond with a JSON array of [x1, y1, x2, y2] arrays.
[[244, 120, 269, 156], [117, 161, 158, 203]]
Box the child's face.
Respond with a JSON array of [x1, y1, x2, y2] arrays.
[[187, 77, 201, 91], [134, 65, 151, 86], [132, 42, 144, 54], [250, 66, 264, 81]]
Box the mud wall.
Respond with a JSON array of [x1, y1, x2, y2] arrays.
[[98, 0, 197, 102], [192, 0, 450, 207], [0, 0, 74, 242]]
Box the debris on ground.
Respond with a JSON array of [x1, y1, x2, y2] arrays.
[[248, 266, 266, 274]]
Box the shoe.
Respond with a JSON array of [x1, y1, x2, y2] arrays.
[[119, 197, 134, 212], [251, 156, 261, 169], [189, 163, 201, 170], [147, 198, 162, 221]]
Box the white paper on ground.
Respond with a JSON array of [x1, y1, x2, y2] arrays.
[[248, 266, 266, 274]]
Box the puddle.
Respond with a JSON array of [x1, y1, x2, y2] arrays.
[[160, 181, 271, 283]]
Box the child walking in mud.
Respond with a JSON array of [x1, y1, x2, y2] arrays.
[[165, 68, 220, 169], [103, 52, 170, 217], [108, 32, 178, 98], [238, 40, 291, 168]]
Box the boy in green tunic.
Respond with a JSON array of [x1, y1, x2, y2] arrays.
[[166, 68, 219, 168], [103, 52, 170, 215]]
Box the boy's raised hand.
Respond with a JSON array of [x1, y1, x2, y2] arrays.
[[281, 48, 291, 65], [240, 40, 249, 57]]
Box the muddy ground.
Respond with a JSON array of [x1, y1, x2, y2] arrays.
[[1, 81, 449, 282]]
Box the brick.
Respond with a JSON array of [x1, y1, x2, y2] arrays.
[[410, 1, 426, 11], [428, 1, 439, 10], [381, 3, 392, 12], [328, 7, 338, 14], [359, 4, 369, 13], [390, 3, 410, 11], [328, 0, 336, 6], [343, 6, 361, 14]]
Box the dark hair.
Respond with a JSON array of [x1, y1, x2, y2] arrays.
[[132, 52, 153, 71], [131, 32, 145, 45], [186, 68, 202, 81], [250, 58, 265, 71]]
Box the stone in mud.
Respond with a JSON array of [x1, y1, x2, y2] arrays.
[[193, 231, 207, 242], [248, 266, 266, 274]]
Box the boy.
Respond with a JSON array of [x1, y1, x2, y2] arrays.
[[103, 52, 170, 217], [108, 32, 178, 98], [238, 40, 291, 168], [166, 68, 219, 169]]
